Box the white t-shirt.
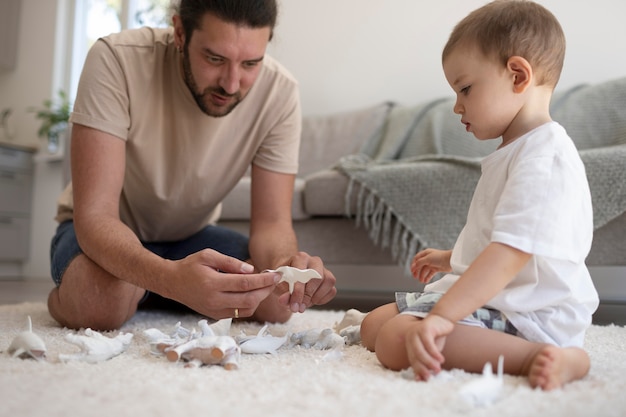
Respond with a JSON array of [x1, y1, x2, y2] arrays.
[[426, 122, 599, 347], [57, 27, 301, 242]]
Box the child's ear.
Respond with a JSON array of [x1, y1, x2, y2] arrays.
[[507, 56, 532, 93]]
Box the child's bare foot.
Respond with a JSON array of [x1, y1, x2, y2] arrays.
[[528, 345, 590, 390]]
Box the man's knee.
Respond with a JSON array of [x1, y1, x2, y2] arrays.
[[50, 255, 144, 330], [49, 285, 142, 331]]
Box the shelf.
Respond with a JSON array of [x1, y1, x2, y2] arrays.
[[33, 152, 64, 163]]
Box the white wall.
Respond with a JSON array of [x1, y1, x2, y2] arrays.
[[1, 0, 625, 278], [0, 0, 59, 148], [268, 0, 626, 115], [3, 0, 626, 145]]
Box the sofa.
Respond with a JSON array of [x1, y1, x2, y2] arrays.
[[219, 77, 626, 322]]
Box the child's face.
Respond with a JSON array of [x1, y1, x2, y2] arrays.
[[443, 46, 523, 142]]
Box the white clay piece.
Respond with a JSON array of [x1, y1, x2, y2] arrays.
[[289, 328, 345, 350], [144, 319, 241, 370], [58, 328, 133, 363], [236, 324, 288, 355], [7, 316, 47, 360], [166, 335, 240, 369], [459, 355, 504, 407], [5, 307, 512, 402], [264, 266, 322, 293], [333, 308, 367, 346], [142, 312, 366, 369], [334, 308, 367, 332]]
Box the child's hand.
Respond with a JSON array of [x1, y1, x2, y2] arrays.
[[410, 249, 452, 283], [404, 314, 454, 381]]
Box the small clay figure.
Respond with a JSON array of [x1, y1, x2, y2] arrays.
[[236, 324, 288, 354], [7, 316, 47, 360], [459, 355, 504, 407], [166, 335, 241, 370], [144, 319, 241, 369], [264, 266, 322, 294], [289, 327, 345, 350], [58, 328, 133, 363], [334, 309, 367, 333]]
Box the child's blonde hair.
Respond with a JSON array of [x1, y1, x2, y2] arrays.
[[442, 0, 565, 88]]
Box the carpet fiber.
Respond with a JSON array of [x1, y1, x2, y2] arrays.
[[1, 302, 625, 417]]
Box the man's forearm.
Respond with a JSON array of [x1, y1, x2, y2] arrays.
[[248, 220, 298, 271], [74, 214, 175, 296]]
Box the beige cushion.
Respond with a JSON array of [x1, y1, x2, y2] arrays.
[[220, 177, 308, 221], [297, 102, 390, 177], [304, 169, 354, 216], [221, 102, 390, 220]]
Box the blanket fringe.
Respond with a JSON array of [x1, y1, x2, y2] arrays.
[[345, 179, 425, 275]]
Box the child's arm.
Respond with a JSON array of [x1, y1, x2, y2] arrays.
[[430, 242, 531, 321], [406, 242, 531, 380]]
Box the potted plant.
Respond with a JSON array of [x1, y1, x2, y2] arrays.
[[30, 90, 71, 153]]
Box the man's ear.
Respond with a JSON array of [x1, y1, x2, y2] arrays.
[[172, 15, 185, 50], [507, 56, 532, 93]]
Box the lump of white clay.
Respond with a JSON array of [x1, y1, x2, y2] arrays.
[[459, 355, 504, 407], [8, 316, 47, 360], [333, 309, 367, 346], [313, 328, 345, 350], [144, 319, 241, 370], [338, 325, 362, 346], [58, 328, 133, 363], [264, 266, 321, 293], [236, 324, 288, 354], [289, 328, 345, 350], [289, 328, 324, 348], [334, 308, 367, 332], [166, 335, 241, 370]]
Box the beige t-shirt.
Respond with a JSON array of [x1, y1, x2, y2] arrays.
[[57, 27, 301, 242]]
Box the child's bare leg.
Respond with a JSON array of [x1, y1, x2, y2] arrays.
[[372, 313, 422, 370], [360, 303, 399, 351], [441, 324, 590, 390]]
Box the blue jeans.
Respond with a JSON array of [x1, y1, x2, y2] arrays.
[[49, 221, 250, 310]]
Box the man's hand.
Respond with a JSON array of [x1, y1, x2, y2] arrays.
[[405, 314, 454, 381], [276, 251, 337, 313], [167, 249, 281, 320], [410, 249, 453, 283]]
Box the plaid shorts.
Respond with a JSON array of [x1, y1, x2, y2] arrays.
[[396, 291, 518, 336]]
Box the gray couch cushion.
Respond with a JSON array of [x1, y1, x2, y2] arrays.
[[551, 77, 626, 150], [298, 102, 391, 177], [220, 102, 391, 220], [220, 177, 309, 220]]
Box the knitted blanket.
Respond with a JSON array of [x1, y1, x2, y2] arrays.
[[338, 78, 626, 271]]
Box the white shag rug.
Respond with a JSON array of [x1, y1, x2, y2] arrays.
[[1, 302, 626, 417]]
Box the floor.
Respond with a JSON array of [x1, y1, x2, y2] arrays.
[[1, 278, 624, 326], [0, 279, 54, 305]]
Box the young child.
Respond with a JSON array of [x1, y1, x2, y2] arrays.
[[360, 0, 599, 391]]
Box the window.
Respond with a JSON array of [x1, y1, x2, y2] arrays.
[[67, 0, 172, 100]]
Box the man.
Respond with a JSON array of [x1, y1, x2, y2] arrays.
[[48, 0, 337, 331]]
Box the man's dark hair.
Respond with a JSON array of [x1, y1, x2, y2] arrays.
[[177, 0, 278, 42]]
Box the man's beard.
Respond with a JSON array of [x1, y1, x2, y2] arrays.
[[181, 49, 243, 117]]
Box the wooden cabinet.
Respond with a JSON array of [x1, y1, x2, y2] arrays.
[[0, 143, 34, 261]]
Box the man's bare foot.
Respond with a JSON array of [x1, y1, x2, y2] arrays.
[[528, 345, 590, 390]]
